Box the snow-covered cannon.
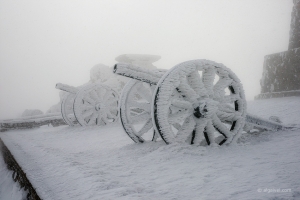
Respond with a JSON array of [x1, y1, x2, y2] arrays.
[[114, 59, 293, 146], [55, 55, 160, 127], [55, 83, 119, 126]]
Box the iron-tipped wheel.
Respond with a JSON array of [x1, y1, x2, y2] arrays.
[[73, 83, 119, 126], [61, 93, 77, 126], [119, 80, 159, 143], [152, 60, 246, 146]]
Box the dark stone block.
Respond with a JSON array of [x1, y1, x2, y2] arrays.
[[288, 0, 300, 50], [254, 90, 300, 100], [260, 48, 300, 94], [256, 1, 300, 99]]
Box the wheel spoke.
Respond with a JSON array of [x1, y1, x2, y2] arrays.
[[107, 109, 118, 120], [82, 101, 94, 108], [97, 88, 106, 100], [83, 96, 95, 105], [168, 112, 191, 124], [104, 96, 114, 104], [136, 118, 153, 136], [175, 115, 196, 142], [177, 78, 199, 105], [172, 123, 181, 130], [202, 67, 215, 97], [128, 101, 151, 113], [205, 120, 217, 145], [90, 90, 99, 101], [213, 77, 233, 99], [136, 84, 152, 102], [96, 113, 104, 125], [212, 114, 233, 139], [109, 107, 118, 113], [101, 113, 109, 124], [88, 113, 98, 125], [103, 90, 114, 102], [95, 113, 100, 125], [108, 99, 118, 106], [191, 118, 207, 145], [220, 94, 240, 104], [82, 109, 94, 119], [187, 70, 208, 97], [129, 112, 151, 123], [171, 99, 193, 110], [216, 109, 242, 122], [218, 103, 235, 113], [152, 131, 159, 141]]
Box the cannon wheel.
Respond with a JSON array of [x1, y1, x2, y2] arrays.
[[61, 93, 77, 126], [152, 60, 246, 146], [119, 80, 159, 143], [73, 83, 119, 126]]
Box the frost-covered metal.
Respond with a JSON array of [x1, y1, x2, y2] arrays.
[[61, 93, 77, 126], [119, 80, 157, 143], [55, 55, 161, 127], [117, 54, 162, 143], [152, 60, 246, 146], [115, 59, 296, 146], [114, 63, 166, 85], [56, 83, 120, 127], [73, 83, 119, 126]]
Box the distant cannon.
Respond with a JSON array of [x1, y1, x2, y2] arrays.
[[55, 54, 161, 127], [55, 82, 119, 126]]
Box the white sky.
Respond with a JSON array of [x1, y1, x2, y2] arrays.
[[0, 0, 293, 120]]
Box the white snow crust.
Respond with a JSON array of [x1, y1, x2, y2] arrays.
[[90, 64, 129, 93], [115, 54, 161, 70], [1, 97, 300, 200], [21, 109, 43, 117], [0, 152, 27, 200], [114, 63, 166, 85]]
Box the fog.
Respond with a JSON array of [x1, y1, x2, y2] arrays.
[[0, 0, 293, 120]]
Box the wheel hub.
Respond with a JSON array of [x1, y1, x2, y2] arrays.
[[193, 99, 218, 119], [193, 107, 203, 118], [95, 103, 106, 111]]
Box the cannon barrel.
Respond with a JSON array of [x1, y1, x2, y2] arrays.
[[55, 83, 79, 94], [113, 63, 166, 85]]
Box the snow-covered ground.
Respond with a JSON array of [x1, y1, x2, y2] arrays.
[[1, 97, 300, 200], [0, 152, 27, 200]]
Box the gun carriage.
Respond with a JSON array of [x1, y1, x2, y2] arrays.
[[114, 59, 292, 146]]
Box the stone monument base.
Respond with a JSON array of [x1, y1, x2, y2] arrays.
[[254, 90, 300, 100], [256, 47, 300, 100]]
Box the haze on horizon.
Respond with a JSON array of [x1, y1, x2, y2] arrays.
[[0, 0, 293, 120]]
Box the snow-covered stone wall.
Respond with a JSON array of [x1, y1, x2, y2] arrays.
[[288, 0, 300, 50], [260, 48, 300, 93], [21, 109, 43, 117], [256, 1, 300, 99]]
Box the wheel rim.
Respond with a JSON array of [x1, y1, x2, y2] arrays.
[[152, 60, 246, 146], [73, 83, 119, 126], [61, 93, 77, 126], [120, 80, 158, 143]]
